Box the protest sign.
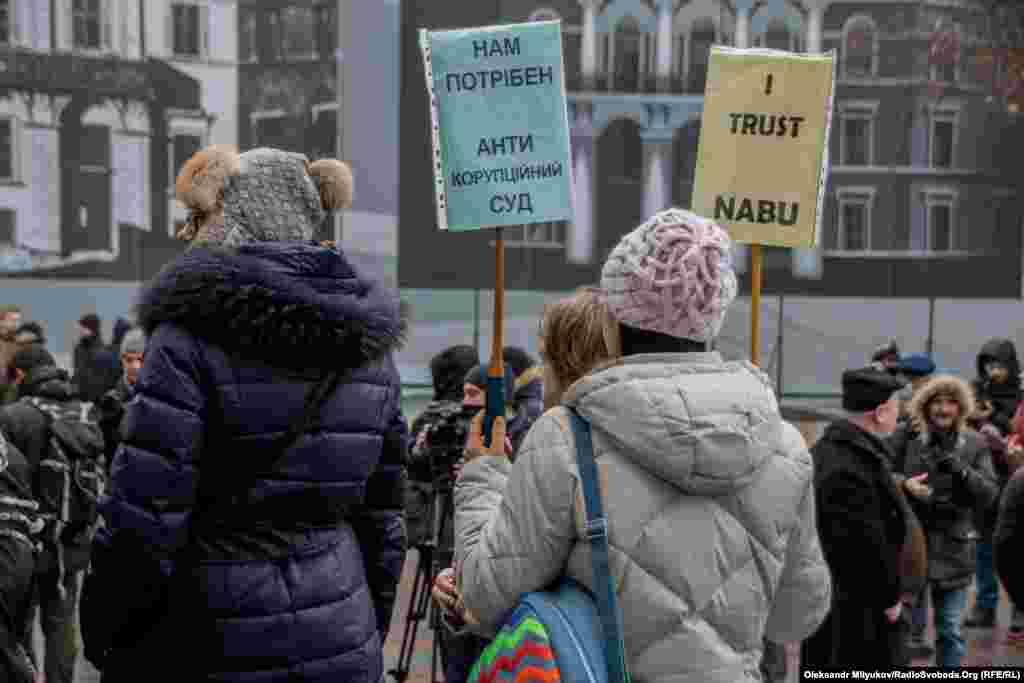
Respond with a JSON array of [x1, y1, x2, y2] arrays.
[[692, 46, 836, 249], [419, 20, 574, 232]]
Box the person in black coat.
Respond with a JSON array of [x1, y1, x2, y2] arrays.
[[966, 338, 1021, 628], [0, 429, 41, 683], [801, 367, 910, 670], [0, 346, 97, 683], [996, 467, 1024, 611]]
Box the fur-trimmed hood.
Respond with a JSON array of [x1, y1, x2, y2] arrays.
[[136, 242, 408, 373], [908, 374, 975, 441]]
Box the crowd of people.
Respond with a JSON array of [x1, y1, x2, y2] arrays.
[[0, 144, 1020, 683]]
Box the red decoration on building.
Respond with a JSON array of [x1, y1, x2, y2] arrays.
[[929, 30, 961, 66], [846, 29, 869, 52]]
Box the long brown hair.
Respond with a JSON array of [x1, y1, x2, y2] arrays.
[[538, 287, 620, 392]]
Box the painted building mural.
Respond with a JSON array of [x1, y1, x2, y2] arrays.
[[399, 0, 1024, 298], [0, 0, 238, 280]]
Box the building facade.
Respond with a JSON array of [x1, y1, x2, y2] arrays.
[[399, 0, 1024, 298], [236, 0, 338, 162], [0, 0, 239, 280]]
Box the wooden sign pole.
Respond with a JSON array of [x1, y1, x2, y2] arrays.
[[750, 243, 763, 368], [484, 228, 506, 447]]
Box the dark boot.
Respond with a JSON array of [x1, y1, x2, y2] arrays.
[[907, 625, 934, 658], [964, 606, 996, 628]]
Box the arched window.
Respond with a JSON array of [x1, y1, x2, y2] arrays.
[[688, 18, 715, 93], [601, 118, 643, 183], [842, 15, 877, 78], [529, 8, 560, 22], [613, 16, 642, 92]]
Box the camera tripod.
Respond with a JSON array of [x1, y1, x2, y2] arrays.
[[388, 478, 454, 683]]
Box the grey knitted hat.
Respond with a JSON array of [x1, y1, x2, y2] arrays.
[[174, 145, 353, 246], [120, 328, 146, 357]]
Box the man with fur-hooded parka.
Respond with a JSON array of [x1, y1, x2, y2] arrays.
[[887, 374, 998, 668], [90, 146, 410, 683]]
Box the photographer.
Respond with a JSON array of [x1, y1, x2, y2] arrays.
[[888, 375, 998, 668], [412, 364, 514, 683], [406, 346, 479, 550]]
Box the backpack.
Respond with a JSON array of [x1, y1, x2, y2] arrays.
[[23, 398, 105, 563], [466, 409, 630, 683]]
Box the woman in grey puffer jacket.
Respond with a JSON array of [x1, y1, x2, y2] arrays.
[[453, 209, 832, 683]]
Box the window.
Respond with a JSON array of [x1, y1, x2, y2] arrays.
[[240, 13, 257, 62], [0, 118, 17, 182], [251, 110, 288, 149], [688, 19, 715, 93], [930, 111, 956, 169], [280, 6, 316, 60], [507, 222, 567, 249], [266, 11, 282, 61], [0, 209, 13, 246], [309, 105, 337, 160], [925, 194, 956, 252], [315, 3, 337, 61], [0, 0, 11, 45], [171, 3, 204, 58], [171, 133, 202, 185], [842, 16, 877, 78], [758, 18, 800, 52], [839, 104, 877, 166], [613, 17, 642, 92], [836, 189, 875, 251], [73, 0, 103, 50]]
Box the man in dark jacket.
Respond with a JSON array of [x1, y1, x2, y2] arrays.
[[0, 429, 42, 683], [95, 328, 145, 468], [407, 344, 479, 549], [888, 375, 999, 668], [0, 345, 95, 683], [92, 145, 408, 683], [966, 338, 1021, 628], [71, 314, 114, 404], [801, 366, 909, 669], [995, 467, 1024, 633]]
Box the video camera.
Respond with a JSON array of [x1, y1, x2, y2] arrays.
[[424, 404, 480, 488]]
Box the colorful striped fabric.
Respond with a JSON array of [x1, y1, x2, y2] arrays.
[[468, 606, 562, 683]]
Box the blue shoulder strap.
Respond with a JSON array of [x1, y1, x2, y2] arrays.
[[567, 408, 630, 683]]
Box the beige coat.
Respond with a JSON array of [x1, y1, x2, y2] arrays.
[[455, 352, 831, 683]]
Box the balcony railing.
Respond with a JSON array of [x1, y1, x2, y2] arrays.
[[566, 72, 704, 96], [0, 47, 200, 108]]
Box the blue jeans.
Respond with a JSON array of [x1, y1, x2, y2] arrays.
[[976, 542, 999, 611], [932, 586, 968, 668], [912, 587, 929, 631]]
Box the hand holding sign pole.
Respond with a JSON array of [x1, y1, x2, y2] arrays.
[[691, 47, 836, 368], [420, 21, 574, 444]]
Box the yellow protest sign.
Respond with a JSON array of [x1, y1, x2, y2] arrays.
[[692, 46, 836, 248]]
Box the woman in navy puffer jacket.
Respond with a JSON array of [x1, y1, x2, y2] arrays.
[[85, 146, 409, 682]]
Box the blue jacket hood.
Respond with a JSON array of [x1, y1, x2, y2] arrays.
[[136, 242, 409, 373]]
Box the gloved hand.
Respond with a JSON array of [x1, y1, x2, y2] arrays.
[[934, 453, 966, 477]]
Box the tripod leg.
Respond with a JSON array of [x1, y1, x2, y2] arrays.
[[387, 546, 433, 683]]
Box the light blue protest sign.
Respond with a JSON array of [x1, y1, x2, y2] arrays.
[[420, 21, 574, 231]]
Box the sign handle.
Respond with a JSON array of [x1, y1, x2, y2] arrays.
[[484, 228, 506, 448], [750, 243, 763, 368]]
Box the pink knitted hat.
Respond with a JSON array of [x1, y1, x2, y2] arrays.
[[600, 208, 738, 343]]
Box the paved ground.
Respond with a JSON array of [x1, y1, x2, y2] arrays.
[[63, 549, 1024, 682]]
